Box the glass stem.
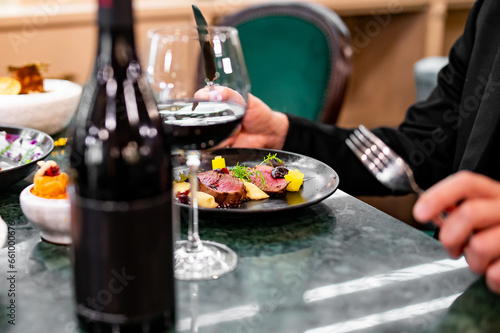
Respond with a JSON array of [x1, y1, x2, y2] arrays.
[[190, 282, 199, 333], [187, 150, 203, 253]]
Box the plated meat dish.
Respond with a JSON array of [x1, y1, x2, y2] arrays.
[[175, 154, 304, 209]]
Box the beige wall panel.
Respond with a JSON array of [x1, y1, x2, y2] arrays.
[[443, 9, 470, 55], [337, 13, 427, 129], [0, 24, 96, 83]]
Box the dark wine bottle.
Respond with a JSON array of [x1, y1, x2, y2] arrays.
[[68, 0, 175, 332]]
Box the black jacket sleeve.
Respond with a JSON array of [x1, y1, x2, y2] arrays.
[[282, 0, 485, 195]]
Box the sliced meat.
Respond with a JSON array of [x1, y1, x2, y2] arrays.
[[249, 165, 290, 196], [198, 170, 246, 207]]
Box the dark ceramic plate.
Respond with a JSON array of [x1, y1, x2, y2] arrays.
[[173, 148, 339, 215], [0, 125, 54, 189]]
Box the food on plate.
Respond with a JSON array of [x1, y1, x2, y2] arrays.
[[173, 181, 190, 194], [0, 131, 44, 171], [243, 181, 269, 200], [0, 77, 22, 95], [173, 182, 218, 208], [31, 160, 69, 199], [248, 164, 290, 196], [211, 155, 226, 170], [2, 63, 48, 95], [174, 153, 304, 208], [284, 169, 304, 192], [198, 169, 247, 207]]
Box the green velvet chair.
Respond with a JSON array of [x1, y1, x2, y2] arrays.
[[217, 2, 352, 124]]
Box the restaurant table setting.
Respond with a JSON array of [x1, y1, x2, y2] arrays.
[[2, 1, 500, 332], [1, 140, 500, 332]]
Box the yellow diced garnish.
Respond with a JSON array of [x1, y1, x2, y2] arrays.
[[212, 155, 226, 170], [284, 169, 304, 192]]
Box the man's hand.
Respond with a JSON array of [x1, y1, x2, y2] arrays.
[[413, 171, 500, 294], [195, 86, 289, 149], [223, 93, 289, 150]]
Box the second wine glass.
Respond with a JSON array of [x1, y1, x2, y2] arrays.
[[146, 26, 250, 280]]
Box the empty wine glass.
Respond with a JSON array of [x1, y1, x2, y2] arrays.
[[146, 26, 250, 280]]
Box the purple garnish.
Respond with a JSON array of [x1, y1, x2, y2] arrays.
[[6, 152, 11, 157], [13, 153, 21, 162], [30, 139, 37, 145], [5, 134, 19, 143]]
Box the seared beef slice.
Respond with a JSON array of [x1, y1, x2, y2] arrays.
[[198, 170, 246, 207], [249, 165, 290, 196]]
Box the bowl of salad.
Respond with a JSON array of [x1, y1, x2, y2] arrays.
[[0, 125, 54, 189]]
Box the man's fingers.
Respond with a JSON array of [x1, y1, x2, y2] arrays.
[[439, 198, 500, 258], [463, 224, 500, 274], [414, 171, 500, 222], [486, 258, 500, 294]]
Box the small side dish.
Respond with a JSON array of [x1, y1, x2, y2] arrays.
[[19, 161, 71, 244], [0, 130, 44, 172]]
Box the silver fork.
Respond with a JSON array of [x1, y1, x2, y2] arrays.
[[345, 125, 424, 195], [346, 125, 448, 228]]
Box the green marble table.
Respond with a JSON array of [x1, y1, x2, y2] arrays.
[[0, 148, 499, 333]]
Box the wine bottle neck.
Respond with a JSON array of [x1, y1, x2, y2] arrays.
[[95, 0, 138, 70], [98, 0, 133, 30]]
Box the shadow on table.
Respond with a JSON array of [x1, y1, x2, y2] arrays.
[[179, 202, 337, 258], [433, 276, 500, 332], [26, 240, 73, 298]]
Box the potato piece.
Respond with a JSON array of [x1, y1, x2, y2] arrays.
[[173, 181, 190, 193], [196, 191, 218, 208], [173, 182, 218, 208], [243, 180, 269, 200]]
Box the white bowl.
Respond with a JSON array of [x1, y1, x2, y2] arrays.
[[0, 79, 82, 135], [19, 184, 71, 244]]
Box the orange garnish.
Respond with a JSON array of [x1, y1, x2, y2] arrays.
[[32, 161, 69, 199], [0, 77, 22, 95]]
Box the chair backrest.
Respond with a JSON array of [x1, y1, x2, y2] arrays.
[[217, 2, 352, 124]]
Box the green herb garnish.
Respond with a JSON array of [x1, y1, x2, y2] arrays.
[[261, 153, 283, 166], [230, 163, 267, 187]]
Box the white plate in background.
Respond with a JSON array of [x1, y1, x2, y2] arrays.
[[0, 79, 81, 135]]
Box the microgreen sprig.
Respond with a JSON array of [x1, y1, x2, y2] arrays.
[[230, 163, 267, 187], [261, 153, 283, 166]]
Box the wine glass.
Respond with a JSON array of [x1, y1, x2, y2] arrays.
[[146, 26, 250, 280]]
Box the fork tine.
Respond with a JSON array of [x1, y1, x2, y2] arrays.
[[345, 136, 365, 161], [358, 125, 400, 162], [352, 129, 391, 170], [346, 134, 386, 176]]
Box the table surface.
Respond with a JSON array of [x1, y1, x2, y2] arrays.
[[0, 147, 499, 333]]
